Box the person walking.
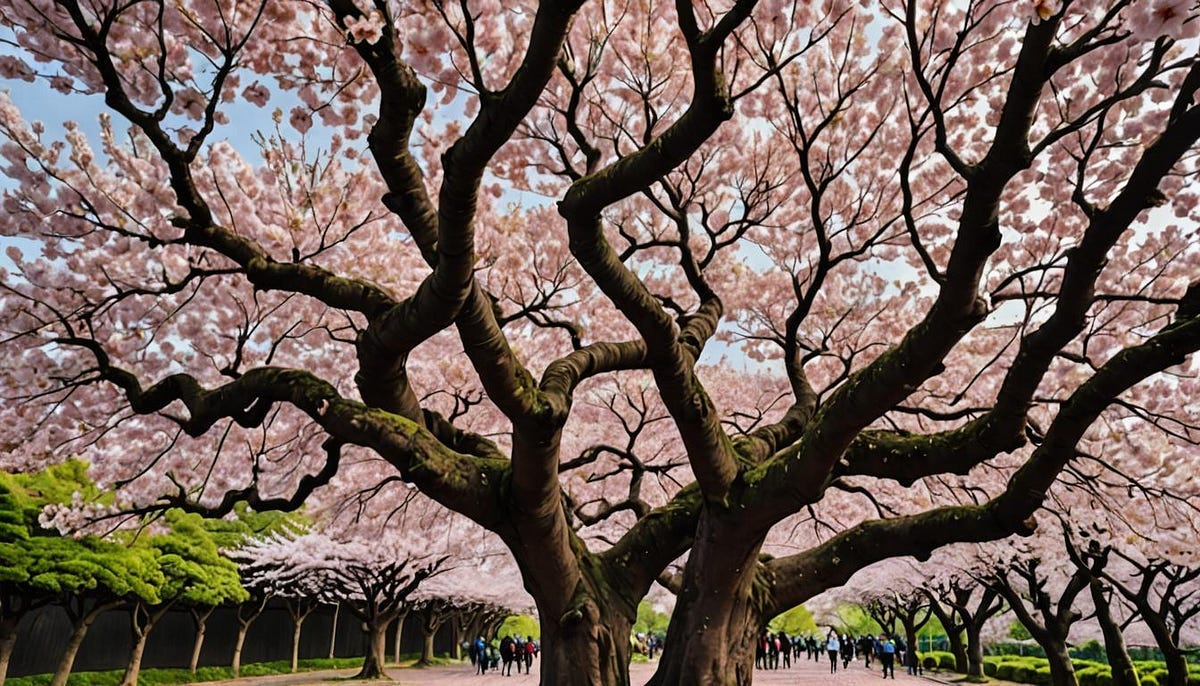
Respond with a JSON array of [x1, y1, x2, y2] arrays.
[[473, 636, 487, 675], [858, 634, 874, 668], [879, 634, 897, 679], [826, 630, 841, 674], [524, 636, 537, 672]]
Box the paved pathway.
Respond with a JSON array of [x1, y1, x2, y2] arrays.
[[216, 656, 947, 685]]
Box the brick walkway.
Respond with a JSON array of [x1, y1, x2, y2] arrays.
[[217, 655, 945, 685]]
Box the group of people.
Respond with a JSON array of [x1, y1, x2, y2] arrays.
[[816, 629, 920, 679], [755, 628, 920, 679], [467, 635, 539, 676], [633, 632, 663, 659]]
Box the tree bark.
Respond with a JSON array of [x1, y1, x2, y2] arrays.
[[1089, 581, 1137, 686], [329, 603, 339, 659], [421, 629, 435, 665], [355, 620, 389, 679], [287, 598, 317, 673], [945, 629, 968, 673], [232, 597, 267, 678], [189, 606, 214, 674], [392, 608, 408, 664], [417, 604, 445, 666], [1043, 641, 1078, 686], [291, 617, 304, 673], [537, 597, 634, 686], [51, 600, 118, 686], [0, 615, 19, 686], [449, 615, 462, 660], [963, 621, 986, 679], [646, 515, 766, 686], [121, 602, 172, 686], [232, 623, 250, 679]]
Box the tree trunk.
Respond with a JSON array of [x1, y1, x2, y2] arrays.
[[901, 623, 922, 675], [1089, 581, 1137, 686], [50, 600, 118, 686], [450, 617, 462, 660], [392, 609, 408, 664], [398, 611, 412, 666], [416, 605, 445, 667], [189, 607, 214, 675], [291, 617, 304, 673], [946, 628, 968, 673], [1159, 647, 1188, 686], [120, 623, 150, 686], [964, 621, 986, 678], [647, 516, 765, 686], [355, 621, 389, 679], [329, 603, 339, 659], [421, 628, 436, 665], [287, 599, 317, 673], [537, 598, 634, 686], [1133, 598, 1187, 686], [232, 622, 250, 679], [1043, 641, 1078, 686], [232, 597, 267, 678], [121, 602, 171, 686], [0, 615, 19, 685]]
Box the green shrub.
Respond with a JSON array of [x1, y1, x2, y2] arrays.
[[983, 660, 999, 677], [996, 663, 1017, 680], [1012, 663, 1035, 682], [938, 653, 958, 670], [1075, 666, 1100, 686], [1140, 676, 1159, 686], [923, 656, 938, 670]]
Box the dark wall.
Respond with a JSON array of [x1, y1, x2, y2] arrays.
[[9, 601, 453, 677]]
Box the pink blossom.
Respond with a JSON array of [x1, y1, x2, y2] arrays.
[[174, 87, 206, 119], [1128, 0, 1199, 40], [0, 55, 35, 82], [288, 106, 312, 134], [344, 10, 385, 45], [242, 81, 270, 107]]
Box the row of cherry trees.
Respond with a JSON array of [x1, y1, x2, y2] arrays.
[[2, 0, 1199, 683], [0, 464, 527, 684], [0, 464, 245, 686], [827, 484, 1200, 686]]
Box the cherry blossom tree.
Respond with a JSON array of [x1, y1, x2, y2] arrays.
[[2, 0, 1200, 684], [974, 524, 1102, 686], [1061, 533, 1142, 686], [1058, 494, 1200, 686], [920, 563, 1005, 678], [234, 527, 445, 679], [229, 526, 325, 674]]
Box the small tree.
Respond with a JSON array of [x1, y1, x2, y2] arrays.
[[980, 551, 1091, 686], [236, 529, 444, 679], [119, 510, 247, 686], [0, 464, 162, 686]]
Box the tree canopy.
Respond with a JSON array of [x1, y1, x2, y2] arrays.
[[2, 0, 1199, 684]]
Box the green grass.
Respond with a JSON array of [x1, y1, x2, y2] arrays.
[[6, 657, 364, 686]]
